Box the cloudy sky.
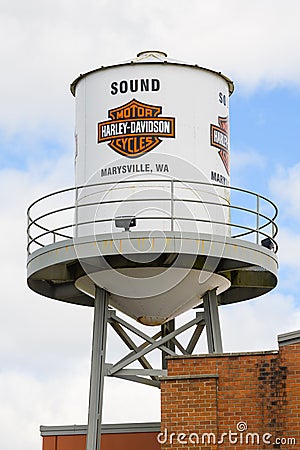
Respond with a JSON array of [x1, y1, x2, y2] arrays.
[[1, 1, 300, 449]]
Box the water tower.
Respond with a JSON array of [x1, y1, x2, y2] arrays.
[[27, 51, 278, 450]]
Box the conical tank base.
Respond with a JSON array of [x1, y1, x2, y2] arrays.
[[75, 267, 231, 325]]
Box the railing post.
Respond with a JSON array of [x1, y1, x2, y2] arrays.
[[27, 212, 30, 256], [256, 195, 260, 244], [171, 179, 174, 231], [272, 221, 275, 240], [75, 186, 79, 238]]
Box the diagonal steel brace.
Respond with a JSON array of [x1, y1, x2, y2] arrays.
[[107, 314, 204, 376]]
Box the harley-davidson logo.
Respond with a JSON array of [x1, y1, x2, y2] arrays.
[[97, 99, 175, 157], [210, 116, 230, 175]]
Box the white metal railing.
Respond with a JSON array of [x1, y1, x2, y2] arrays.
[[27, 179, 278, 255]]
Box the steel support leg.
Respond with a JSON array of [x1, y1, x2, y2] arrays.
[[161, 319, 175, 369], [86, 287, 109, 450], [203, 289, 223, 353]]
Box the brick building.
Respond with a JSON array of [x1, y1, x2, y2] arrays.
[[160, 330, 300, 449]]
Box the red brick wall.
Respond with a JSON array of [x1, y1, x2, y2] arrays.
[[280, 343, 300, 441], [160, 341, 300, 450]]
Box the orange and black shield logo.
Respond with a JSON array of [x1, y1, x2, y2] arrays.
[[98, 99, 175, 158], [210, 116, 230, 175]]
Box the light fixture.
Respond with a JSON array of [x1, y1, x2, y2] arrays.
[[261, 237, 274, 251], [115, 216, 136, 232]]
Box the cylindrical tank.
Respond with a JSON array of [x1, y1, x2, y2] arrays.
[[71, 51, 234, 325], [72, 51, 233, 237]]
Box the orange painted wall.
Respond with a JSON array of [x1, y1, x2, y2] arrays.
[[43, 431, 160, 450]]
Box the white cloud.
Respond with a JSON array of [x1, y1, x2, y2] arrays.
[[1, 0, 300, 133], [0, 369, 89, 450], [0, 158, 92, 377], [277, 227, 300, 268], [102, 378, 160, 423], [268, 161, 300, 289], [220, 293, 300, 352], [0, 368, 161, 450], [231, 148, 266, 172], [269, 162, 300, 222], [265, 161, 300, 296], [270, 227, 300, 294]]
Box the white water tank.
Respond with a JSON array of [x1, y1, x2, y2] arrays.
[[71, 51, 234, 325], [72, 51, 233, 237]]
